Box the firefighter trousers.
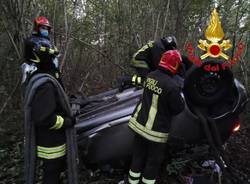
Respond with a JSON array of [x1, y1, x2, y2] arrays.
[[128, 134, 166, 184], [42, 156, 66, 184]]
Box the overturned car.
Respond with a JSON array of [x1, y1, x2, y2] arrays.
[[73, 61, 247, 171]]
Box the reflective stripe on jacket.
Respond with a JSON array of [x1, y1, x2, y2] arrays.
[[128, 69, 185, 143], [131, 40, 166, 72], [37, 144, 66, 159]]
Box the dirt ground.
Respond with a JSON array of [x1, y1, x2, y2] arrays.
[[0, 124, 249, 184]]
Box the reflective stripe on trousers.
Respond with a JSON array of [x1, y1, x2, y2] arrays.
[[128, 170, 141, 184], [142, 177, 156, 184]]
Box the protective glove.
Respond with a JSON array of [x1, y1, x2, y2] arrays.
[[33, 45, 59, 56], [40, 46, 59, 55], [131, 74, 143, 86]]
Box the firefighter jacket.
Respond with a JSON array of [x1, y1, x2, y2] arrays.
[[130, 40, 193, 86], [27, 71, 72, 160], [131, 40, 165, 73], [23, 72, 79, 184], [24, 34, 58, 68], [128, 68, 185, 143]]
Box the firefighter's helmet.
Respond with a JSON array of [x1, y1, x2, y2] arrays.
[[33, 16, 51, 32], [159, 50, 182, 74]]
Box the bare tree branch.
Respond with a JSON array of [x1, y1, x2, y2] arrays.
[[153, 12, 161, 40], [161, 0, 171, 37], [60, 0, 77, 71], [70, 35, 129, 74], [0, 16, 21, 59], [52, 0, 58, 44]]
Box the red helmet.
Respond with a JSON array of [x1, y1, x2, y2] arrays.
[[33, 16, 51, 32], [159, 50, 182, 74]]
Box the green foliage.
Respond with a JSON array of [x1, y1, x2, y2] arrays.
[[0, 141, 23, 183], [167, 158, 191, 175]]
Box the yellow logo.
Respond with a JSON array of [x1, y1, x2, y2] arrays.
[[198, 9, 232, 60], [145, 78, 162, 95]]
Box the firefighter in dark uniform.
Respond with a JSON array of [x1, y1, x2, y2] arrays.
[[23, 16, 75, 184], [130, 36, 193, 87], [128, 50, 185, 184], [24, 16, 59, 76]]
